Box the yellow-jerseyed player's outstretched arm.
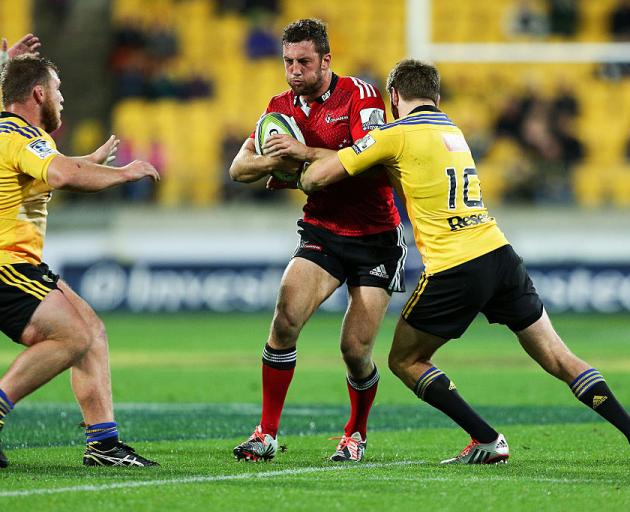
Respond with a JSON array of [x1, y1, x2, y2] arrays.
[[73, 135, 120, 165], [47, 155, 160, 192], [299, 150, 348, 194]]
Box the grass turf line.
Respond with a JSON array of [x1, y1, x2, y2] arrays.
[[1, 427, 629, 512], [0, 313, 629, 511]]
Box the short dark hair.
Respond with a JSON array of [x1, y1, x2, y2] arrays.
[[386, 59, 440, 103], [1, 54, 59, 106], [282, 18, 330, 57]]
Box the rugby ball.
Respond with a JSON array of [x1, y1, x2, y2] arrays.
[[254, 112, 305, 181]]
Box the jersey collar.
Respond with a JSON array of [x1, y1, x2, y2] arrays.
[[0, 111, 34, 125], [293, 73, 339, 107], [407, 105, 441, 115]]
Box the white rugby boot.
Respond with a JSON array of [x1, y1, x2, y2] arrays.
[[440, 433, 509, 464]]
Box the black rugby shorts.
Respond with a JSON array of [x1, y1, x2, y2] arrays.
[[0, 263, 59, 343], [402, 245, 543, 339], [293, 220, 407, 292]]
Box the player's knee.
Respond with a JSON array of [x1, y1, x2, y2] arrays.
[[90, 316, 108, 346], [65, 326, 92, 363], [270, 308, 302, 345], [341, 338, 371, 368]]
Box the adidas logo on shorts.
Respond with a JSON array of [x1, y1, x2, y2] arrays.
[[369, 264, 389, 279]]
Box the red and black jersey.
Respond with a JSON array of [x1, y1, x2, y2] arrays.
[[261, 74, 400, 236]]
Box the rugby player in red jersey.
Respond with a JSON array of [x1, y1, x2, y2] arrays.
[[229, 19, 406, 462]]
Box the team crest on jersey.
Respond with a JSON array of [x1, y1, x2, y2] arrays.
[[360, 108, 385, 131], [352, 134, 376, 154], [325, 113, 349, 124], [26, 138, 57, 160]]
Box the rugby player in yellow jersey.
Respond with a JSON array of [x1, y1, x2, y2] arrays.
[[0, 54, 160, 468], [266, 59, 630, 464]]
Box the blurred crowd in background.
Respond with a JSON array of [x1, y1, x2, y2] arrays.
[[2, 0, 630, 208]]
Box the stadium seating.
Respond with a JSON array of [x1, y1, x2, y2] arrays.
[[105, 0, 629, 208], [0, 0, 31, 45], [3, 0, 628, 208]]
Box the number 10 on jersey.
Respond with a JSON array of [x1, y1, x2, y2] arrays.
[[446, 167, 484, 209]]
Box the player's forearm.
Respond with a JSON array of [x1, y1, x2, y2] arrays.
[[229, 152, 279, 183], [70, 154, 98, 165], [299, 163, 325, 193], [47, 156, 129, 192], [228, 138, 278, 183], [303, 147, 337, 163], [299, 153, 349, 194]]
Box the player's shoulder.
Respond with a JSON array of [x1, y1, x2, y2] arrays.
[[337, 75, 383, 100], [0, 117, 46, 144], [267, 90, 294, 112], [379, 111, 457, 132]]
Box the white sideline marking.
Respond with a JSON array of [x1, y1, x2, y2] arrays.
[[0, 461, 422, 498], [3, 461, 622, 498]]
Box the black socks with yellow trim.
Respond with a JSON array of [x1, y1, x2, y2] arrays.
[[415, 366, 498, 443], [570, 368, 630, 442]]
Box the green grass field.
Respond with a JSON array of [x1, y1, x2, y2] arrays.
[[1, 312, 629, 511]]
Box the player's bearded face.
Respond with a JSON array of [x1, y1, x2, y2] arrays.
[[41, 94, 61, 133], [283, 41, 329, 98], [41, 70, 63, 133]]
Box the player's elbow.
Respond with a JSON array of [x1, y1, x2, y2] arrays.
[[300, 180, 316, 194], [228, 161, 246, 182], [228, 159, 256, 183], [46, 156, 74, 189], [299, 172, 324, 194]]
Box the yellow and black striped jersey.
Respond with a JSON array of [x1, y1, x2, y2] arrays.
[[0, 112, 58, 265], [338, 105, 508, 275]]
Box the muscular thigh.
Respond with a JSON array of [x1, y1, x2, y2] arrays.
[[17, 274, 103, 347], [274, 257, 341, 327], [56, 280, 104, 334], [341, 286, 391, 347]]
